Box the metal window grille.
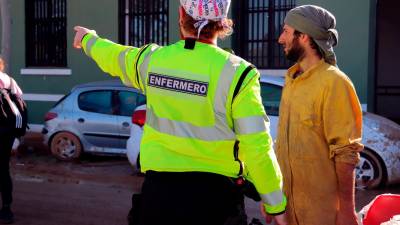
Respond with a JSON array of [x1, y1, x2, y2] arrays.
[[232, 0, 296, 69], [118, 0, 169, 46], [25, 0, 67, 67]]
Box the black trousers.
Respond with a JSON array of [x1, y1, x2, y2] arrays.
[[136, 171, 247, 225], [0, 135, 14, 208]]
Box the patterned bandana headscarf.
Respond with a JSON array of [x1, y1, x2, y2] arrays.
[[285, 5, 339, 66], [180, 0, 231, 39]]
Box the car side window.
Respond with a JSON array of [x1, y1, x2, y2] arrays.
[[117, 91, 145, 117], [78, 91, 114, 115], [260, 83, 282, 116]]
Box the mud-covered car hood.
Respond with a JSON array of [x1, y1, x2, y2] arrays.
[[363, 112, 400, 183], [363, 112, 400, 143]]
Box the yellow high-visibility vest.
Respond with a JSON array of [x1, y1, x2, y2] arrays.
[[82, 34, 286, 214]]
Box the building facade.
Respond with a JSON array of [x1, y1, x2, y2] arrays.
[[1, 0, 397, 128]]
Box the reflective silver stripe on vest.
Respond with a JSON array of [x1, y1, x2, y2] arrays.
[[214, 54, 242, 114], [260, 190, 284, 206], [211, 54, 243, 138], [85, 35, 98, 58], [139, 45, 160, 93], [147, 106, 236, 141], [118, 47, 134, 87], [234, 116, 268, 135]]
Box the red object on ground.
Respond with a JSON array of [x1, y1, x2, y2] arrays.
[[363, 194, 400, 225]]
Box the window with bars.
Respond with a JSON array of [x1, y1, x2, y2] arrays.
[[118, 0, 169, 46], [232, 0, 296, 69], [25, 0, 67, 67]]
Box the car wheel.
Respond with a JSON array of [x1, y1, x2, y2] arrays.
[[355, 148, 386, 189], [50, 132, 82, 161]]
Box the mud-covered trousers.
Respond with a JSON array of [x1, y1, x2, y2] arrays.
[[0, 134, 14, 208], [132, 171, 247, 225]]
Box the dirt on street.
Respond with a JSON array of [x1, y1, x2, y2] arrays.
[[7, 132, 400, 225]]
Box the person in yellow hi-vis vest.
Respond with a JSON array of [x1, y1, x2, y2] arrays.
[[276, 5, 363, 225], [73, 1, 287, 224]]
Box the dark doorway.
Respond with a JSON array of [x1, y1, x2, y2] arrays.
[[375, 0, 400, 124]]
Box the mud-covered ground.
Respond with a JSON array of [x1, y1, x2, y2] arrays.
[[8, 133, 400, 225]]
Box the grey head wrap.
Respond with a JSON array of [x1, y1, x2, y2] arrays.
[[284, 5, 339, 65]]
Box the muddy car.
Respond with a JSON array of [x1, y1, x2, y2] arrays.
[[359, 113, 400, 189], [42, 80, 145, 161], [126, 75, 400, 189]]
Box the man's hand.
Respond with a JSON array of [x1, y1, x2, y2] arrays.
[[260, 203, 288, 225], [73, 26, 96, 49]]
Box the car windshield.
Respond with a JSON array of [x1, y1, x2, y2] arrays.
[[260, 82, 282, 116]]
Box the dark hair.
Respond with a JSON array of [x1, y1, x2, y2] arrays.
[[293, 30, 323, 58], [181, 9, 233, 40]]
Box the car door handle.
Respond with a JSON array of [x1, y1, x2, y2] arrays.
[[78, 118, 85, 123], [122, 122, 130, 127]]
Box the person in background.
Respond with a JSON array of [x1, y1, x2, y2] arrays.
[[73, 0, 287, 224], [275, 5, 363, 225], [0, 57, 23, 224]]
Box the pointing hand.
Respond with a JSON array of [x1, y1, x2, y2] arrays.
[[73, 26, 96, 49]]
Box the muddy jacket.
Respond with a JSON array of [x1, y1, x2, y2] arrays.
[[82, 33, 286, 214], [276, 60, 363, 225]]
